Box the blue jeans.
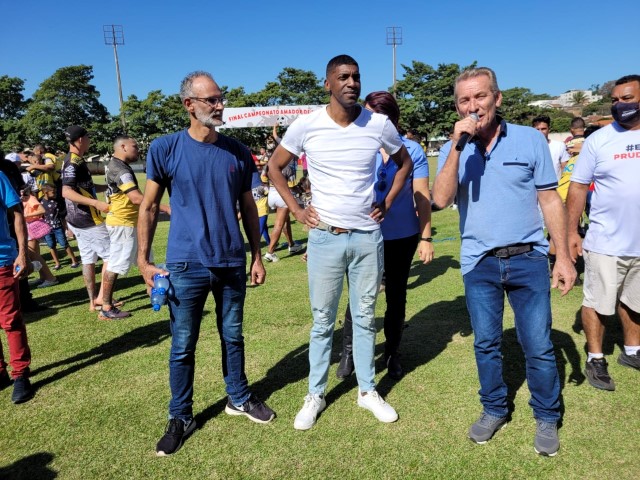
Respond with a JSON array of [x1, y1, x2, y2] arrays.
[[166, 262, 249, 421], [463, 250, 560, 423], [306, 227, 384, 394], [44, 226, 70, 249]]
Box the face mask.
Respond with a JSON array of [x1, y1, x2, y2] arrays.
[[611, 101, 640, 127]]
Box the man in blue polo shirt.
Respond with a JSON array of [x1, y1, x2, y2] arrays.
[[137, 71, 274, 456], [433, 67, 576, 457]]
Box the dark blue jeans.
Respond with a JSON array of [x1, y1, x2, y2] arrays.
[[463, 250, 560, 423], [166, 262, 249, 421]]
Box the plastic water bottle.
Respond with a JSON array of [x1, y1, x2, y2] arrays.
[[150, 273, 170, 311], [150, 287, 167, 312], [16, 261, 42, 273]]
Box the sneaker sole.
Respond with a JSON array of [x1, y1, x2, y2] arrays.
[[224, 405, 275, 424], [534, 446, 559, 457], [156, 421, 197, 457], [584, 369, 616, 391]]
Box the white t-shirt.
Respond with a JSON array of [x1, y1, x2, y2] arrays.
[[280, 106, 402, 230], [548, 139, 570, 180], [571, 122, 640, 256]]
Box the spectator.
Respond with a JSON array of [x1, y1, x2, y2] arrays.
[[40, 184, 79, 270]]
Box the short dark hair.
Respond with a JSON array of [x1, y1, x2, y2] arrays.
[[364, 91, 400, 127], [570, 117, 585, 129], [326, 55, 358, 78], [113, 134, 133, 151], [614, 74, 640, 86], [532, 115, 551, 128]]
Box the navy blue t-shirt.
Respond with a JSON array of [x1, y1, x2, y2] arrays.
[[146, 129, 257, 267]]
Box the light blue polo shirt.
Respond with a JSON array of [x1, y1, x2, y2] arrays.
[[437, 120, 557, 275], [375, 137, 429, 240]]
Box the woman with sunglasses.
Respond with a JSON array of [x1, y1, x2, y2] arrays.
[[337, 91, 434, 380]]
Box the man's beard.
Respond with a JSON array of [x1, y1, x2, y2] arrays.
[[195, 109, 223, 128]]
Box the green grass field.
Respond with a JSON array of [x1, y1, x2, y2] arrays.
[[1, 168, 637, 479]]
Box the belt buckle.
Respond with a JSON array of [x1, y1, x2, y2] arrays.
[[493, 247, 509, 258]]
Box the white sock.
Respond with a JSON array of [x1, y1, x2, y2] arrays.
[[587, 352, 604, 362], [624, 345, 640, 356]]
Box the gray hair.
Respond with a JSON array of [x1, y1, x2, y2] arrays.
[[179, 71, 216, 102], [454, 67, 500, 102]]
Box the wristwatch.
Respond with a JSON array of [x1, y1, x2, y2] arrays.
[[420, 237, 433, 242]]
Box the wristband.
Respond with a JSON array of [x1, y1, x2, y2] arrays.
[[420, 237, 433, 242]]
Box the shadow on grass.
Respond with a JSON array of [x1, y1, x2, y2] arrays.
[[0, 452, 57, 479], [407, 254, 460, 291], [375, 295, 472, 396], [500, 327, 584, 421], [30, 320, 169, 390]]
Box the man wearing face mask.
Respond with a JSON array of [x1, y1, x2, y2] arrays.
[[566, 74, 640, 392]]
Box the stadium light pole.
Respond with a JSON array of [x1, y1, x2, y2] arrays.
[[386, 26, 403, 98], [103, 24, 126, 131]]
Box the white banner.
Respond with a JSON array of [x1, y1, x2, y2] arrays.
[[221, 105, 323, 129]]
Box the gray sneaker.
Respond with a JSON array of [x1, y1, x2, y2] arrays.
[[534, 420, 559, 456], [584, 358, 615, 391], [468, 412, 508, 444], [618, 350, 640, 370]]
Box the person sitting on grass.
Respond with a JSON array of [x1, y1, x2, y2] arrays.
[[40, 184, 79, 270]]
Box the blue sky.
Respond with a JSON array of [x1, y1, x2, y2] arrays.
[[1, 0, 635, 115]]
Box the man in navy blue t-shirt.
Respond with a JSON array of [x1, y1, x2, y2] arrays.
[[137, 71, 273, 456]]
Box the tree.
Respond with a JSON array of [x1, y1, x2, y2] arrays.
[[0, 75, 29, 153], [19, 65, 110, 152], [499, 87, 545, 125], [394, 61, 475, 139], [571, 91, 588, 107]]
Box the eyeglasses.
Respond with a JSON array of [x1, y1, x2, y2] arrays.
[[189, 96, 228, 107], [375, 166, 387, 191]]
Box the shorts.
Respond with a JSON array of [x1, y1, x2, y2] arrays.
[[68, 223, 110, 265], [583, 250, 640, 315], [106, 225, 137, 275], [268, 188, 287, 210], [43, 227, 70, 250]]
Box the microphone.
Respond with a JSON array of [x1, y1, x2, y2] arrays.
[[455, 113, 479, 151]]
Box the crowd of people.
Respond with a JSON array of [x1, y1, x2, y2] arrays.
[[0, 58, 638, 460]]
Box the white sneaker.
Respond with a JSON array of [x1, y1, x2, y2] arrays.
[[288, 243, 304, 254], [357, 390, 398, 423], [263, 252, 279, 262], [294, 394, 326, 430]]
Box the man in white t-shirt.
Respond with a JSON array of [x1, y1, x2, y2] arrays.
[[268, 54, 413, 430], [566, 74, 640, 391], [532, 115, 570, 180]]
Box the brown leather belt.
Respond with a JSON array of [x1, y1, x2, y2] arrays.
[[316, 221, 352, 234], [490, 243, 533, 258]]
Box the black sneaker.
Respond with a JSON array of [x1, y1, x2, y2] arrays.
[[618, 350, 640, 370], [224, 394, 275, 424], [386, 353, 403, 380], [0, 370, 12, 391], [11, 376, 34, 404], [468, 412, 508, 444], [336, 351, 354, 379], [584, 358, 615, 391], [98, 307, 131, 320], [156, 418, 196, 456], [534, 420, 559, 456]]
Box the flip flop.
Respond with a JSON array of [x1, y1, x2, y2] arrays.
[[94, 299, 125, 308]]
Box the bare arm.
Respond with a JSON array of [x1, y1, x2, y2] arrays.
[[413, 177, 434, 264], [239, 190, 266, 286], [137, 179, 167, 287], [565, 181, 590, 261], [538, 188, 576, 295], [62, 185, 110, 213]]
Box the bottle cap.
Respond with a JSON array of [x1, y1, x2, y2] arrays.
[[152, 304, 161, 311]]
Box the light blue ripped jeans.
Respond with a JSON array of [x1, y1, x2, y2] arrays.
[[306, 227, 384, 394]]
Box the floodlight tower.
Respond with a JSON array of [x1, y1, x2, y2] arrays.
[[386, 26, 403, 98], [103, 24, 126, 131]]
